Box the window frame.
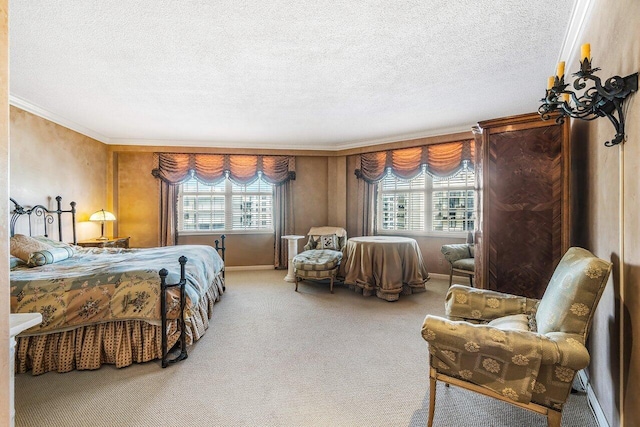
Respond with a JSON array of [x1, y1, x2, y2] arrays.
[[177, 175, 275, 235], [376, 168, 476, 238]]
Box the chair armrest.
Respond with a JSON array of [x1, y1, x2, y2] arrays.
[[441, 244, 471, 264], [421, 315, 544, 403], [539, 332, 590, 370], [422, 315, 541, 355], [445, 285, 540, 322]]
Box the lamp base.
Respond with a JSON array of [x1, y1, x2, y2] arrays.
[[97, 236, 109, 241]]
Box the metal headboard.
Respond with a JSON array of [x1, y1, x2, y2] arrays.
[[10, 196, 77, 244]]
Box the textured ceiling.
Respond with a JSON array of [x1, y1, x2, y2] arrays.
[[9, 1, 577, 150]]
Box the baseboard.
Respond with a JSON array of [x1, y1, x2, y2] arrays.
[[225, 265, 274, 271], [578, 370, 609, 427]]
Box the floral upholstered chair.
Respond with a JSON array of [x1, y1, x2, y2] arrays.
[[421, 247, 611, 427], [292, 227, 347, 293], [441, 243, 475, 287]]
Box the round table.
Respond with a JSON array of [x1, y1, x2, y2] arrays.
[[342, 236, 429, 301]]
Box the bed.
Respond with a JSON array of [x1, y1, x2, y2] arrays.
[[9, 197, 226, 375]]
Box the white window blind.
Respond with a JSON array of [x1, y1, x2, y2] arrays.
[[178, 176, 273, 233], [378, 169, 475, 234]]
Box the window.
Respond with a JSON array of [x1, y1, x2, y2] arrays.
[[378, 167, 475, 234], [178, 175, 273, 233]]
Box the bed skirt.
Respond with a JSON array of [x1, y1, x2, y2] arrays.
[[16, 273, 224, 375]]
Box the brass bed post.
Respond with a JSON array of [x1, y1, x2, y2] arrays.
[[159, 256, 189, 368]]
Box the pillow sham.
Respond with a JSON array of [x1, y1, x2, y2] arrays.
[[316, 234, 339, 250], [27, 246, 75, 267], [10, 234, 52, 263]]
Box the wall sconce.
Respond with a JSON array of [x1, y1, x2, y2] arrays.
[[89, 209, 116, 240], [539, 43, 638, 147]]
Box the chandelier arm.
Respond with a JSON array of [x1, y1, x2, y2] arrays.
[[602, 99, 625, 146]]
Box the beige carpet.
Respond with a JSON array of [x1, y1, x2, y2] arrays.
[[15, 270, 597, 427]]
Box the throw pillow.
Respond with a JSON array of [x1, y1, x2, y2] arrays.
[[316, 234, 339, 250], [28, 246, 75, 267], [10, 234, 52, 263]]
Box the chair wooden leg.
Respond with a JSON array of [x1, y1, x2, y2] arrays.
[[295, 276, 299, 292], [428, 374, 437, 427], [547, 409, 562, 427], [330, 276, 334, 293], [448, 267, 453, 287], [469, 274, 474, 287]]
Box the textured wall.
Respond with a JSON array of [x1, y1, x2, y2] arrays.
[[116, 152, 159, 248], [9, 107, 109, 242], [290, 156, 329, 253], [572, 1, 640, 425], [327, 156, 347, 228]]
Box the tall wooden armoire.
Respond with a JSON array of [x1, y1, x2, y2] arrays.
[[473, 112, 570, 299]]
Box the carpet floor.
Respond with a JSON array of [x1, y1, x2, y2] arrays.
[[15, 270, 597, 426]]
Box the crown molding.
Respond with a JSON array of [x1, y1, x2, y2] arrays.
[[109, 137, 338, 151], [110, 124, 475, 152], [332, 124, 475, 151], [557, 0, 595, 68], [9, 95, 112, 144]]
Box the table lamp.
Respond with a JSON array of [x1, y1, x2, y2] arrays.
[[89, 209, 116, 240]]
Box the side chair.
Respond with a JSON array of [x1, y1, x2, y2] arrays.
[[421, 247, 611, 427]]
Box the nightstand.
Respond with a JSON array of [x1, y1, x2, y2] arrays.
[[77, 237, 130, 248]]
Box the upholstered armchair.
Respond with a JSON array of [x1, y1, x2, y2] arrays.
[[441, 243, 475, 286], [421, 247, 611, 427], [293, 226, 347, 293]]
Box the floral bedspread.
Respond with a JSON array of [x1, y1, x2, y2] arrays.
[[10, 245, 224, 336]]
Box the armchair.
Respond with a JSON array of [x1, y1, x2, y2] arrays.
[[441, 243, 475, 287], [421, 247, 611, 427], [292, 226, 347, 293]]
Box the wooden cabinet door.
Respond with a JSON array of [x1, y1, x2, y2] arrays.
[[477, 113, 570, 299]]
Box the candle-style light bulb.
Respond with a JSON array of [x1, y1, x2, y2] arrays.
[[556, 61, 565, 79], [581, 43, 591, 61], [547, 76, 555, 90], [562, 93, 570, 103]]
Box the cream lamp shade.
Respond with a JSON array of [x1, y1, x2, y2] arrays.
[[89, 209, 116, 240]]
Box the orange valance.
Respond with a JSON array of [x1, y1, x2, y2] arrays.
[[355, 139, 475, 182], [152, 153, 296, 185]]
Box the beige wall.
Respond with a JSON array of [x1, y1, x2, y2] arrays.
[[9, 107, 109, 242], [115, 152, 159, 248], [573, 0, 640, 425], [0, 1, 10, 423]]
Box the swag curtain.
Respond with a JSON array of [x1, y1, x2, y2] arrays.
[[355, 139, 475, 183], [152, 153, 296, 267], [352, 140, 475, 235], [152, 153, 296, 185]]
